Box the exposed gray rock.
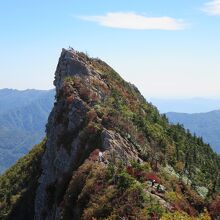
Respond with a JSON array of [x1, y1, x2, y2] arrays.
[[34, 49, 92, 220], [101, 129, 141, 164], [196, 186, 209, 198], [67, 98, 87, 132], [54, 49, 91, 92]]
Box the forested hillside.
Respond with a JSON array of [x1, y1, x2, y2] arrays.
[[0, 140, 45, 219], [167, 110, 220, 153], [0, 89, 54, 172]]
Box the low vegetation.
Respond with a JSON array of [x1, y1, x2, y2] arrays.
[[59, 51, 220, 219], [59, 157, 212, 219], [0, 140, 45, 220]]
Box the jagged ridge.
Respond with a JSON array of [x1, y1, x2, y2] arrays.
[[1, 48, 220, 220], [34, 48, 220, 219]]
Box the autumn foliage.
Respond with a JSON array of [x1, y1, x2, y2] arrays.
[[209, 197, 220, 219]]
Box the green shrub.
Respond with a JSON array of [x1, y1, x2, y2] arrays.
[[117, 172, 135, 190], [0, 139, 45, 220], [147, 202, 165, 219]]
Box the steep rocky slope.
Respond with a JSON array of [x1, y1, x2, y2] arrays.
[[1, 49, 220, 220]]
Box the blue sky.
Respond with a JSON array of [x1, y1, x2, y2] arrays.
[[0, 0, 220, 98]]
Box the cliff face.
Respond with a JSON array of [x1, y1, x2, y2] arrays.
[[34, 49, 142, 220]]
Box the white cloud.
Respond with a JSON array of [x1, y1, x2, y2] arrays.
[[203, 0, 220, 15], [80, 12, 187, 30]]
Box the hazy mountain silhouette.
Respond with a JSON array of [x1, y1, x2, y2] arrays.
[[0, 89, 55, 172]]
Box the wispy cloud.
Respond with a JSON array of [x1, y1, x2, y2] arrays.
[[202, 0, 220, 15], [79, 12, 187, 31]]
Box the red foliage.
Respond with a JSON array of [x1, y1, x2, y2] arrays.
[[89, 149, 99, 161], [136, 133, 146, 146], [126, 166, 144, 181], [90, 91, 99, 102], [209, 197, 220, 219], [79, 86, 91, 101], [87, 109, 97, 122], [134, 169, 144, 180], [173, 199, 190, 214], [126, 166, 148, 182], [126, 166, 134, 176], [145, 172, 160, 183], [91, 78, 109, 95], [149, 213, 160, 220]]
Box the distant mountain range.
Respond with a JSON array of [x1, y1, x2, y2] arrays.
[[0, 89, 55, 172], [150, 97, 220, 113], [166, 110, 220, 154]]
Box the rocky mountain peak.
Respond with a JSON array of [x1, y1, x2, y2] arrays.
[[34, 49, 142, 219], [54, 48, 90, 91], [1, 48, 220, 220]]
